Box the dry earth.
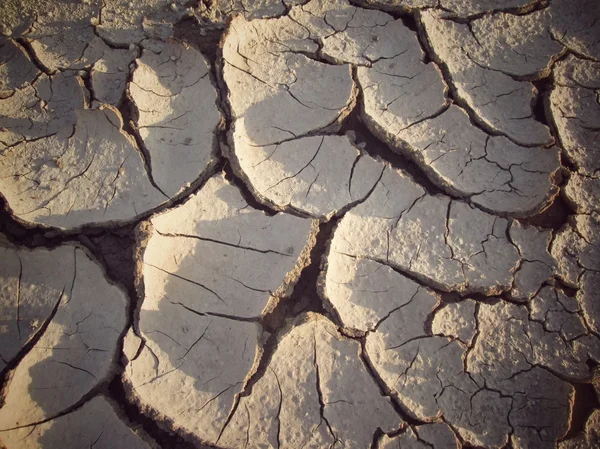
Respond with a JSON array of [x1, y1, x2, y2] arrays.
[[0, 0, 599, 448]]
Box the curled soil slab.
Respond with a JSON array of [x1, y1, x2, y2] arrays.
[[218, 314, 401, 449], [230, 133, 383, 218], [0, 37, 39, 93], [0, 40, 222, 231], [0, 0, 599, 447], [0, 107, 167, 229], [460, 8, 565, 79], [549, 0, 600, 61], [353, 0, 538, 17], [0, 396, 155, 449], [329, 165, 521, 294], [225, 0, 561, 217], [552, 214, 600, 336], [0, 70, 83, 147], [549, 56, 600, 176], [0, 239, 128, 430], [0, 39, 221, 231], [378, 423, 459, 448], [130, 40, 220, 197], [420, 10, 554, 147], [549, 55, 600, 217], [124, 174, 318, 444], [2, 1, 137, 105], [323, 241, 598, 448]]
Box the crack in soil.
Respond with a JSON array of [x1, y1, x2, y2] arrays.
[[0, 2, 597, 447]]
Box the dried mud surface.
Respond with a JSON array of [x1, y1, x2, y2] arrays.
[[0, 0, 599, 448]]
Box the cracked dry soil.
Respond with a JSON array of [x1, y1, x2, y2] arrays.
[[0, 0, 600, 448]]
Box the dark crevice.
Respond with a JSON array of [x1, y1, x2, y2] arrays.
[[214, 327, 277, 445], [108, 377, 212, 449], [531, 77, 553, 127], [174, 17, 224, 63], [517, 149, 572, 232], [438, 0, 550, 23], [369, 428, 384, 449], [0, 194, 140, 296], [351, 0, 548, 21], [0, 198, 64, 247], [517, 194, 573, 231], [216, 218, 340, 443], [175, 15, 281, 217], [337, 250, 457, 297], [0, 173, 219, 245], [394, 11, 434, 64], [398, 14, 419, 42], [552, 278, 578, 298], [14, 38, 54, 76], [399, 14, 419, 33], [560, 152, 579, 174], [222, 161, 278, 216], [0, 385, 106, 433], [338, 99, 445, 197], [263, 218, 340, 333], [218, 119, 278, 216], [90, 24, 132, 51], [562, 381, 600, 440], [79, 227, 138, 295], [79, 68, 96, 107], [118, 84, 170, 200], [358, 338, 428, 426], [348, 0, 416, 17], [462, 441, 491, 449]]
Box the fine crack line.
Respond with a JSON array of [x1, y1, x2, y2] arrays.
[[49, 360, 97, 379], [155, 230, 293, 256], [144, 262, 227, 305], [16, 254, 23, 340], [178, 320, 212, 361], [313, 329, 339, 447], [0, 283, 66, 382], [272, 366, 283, 449], [265, 136, 325, 192], [169, 301, 258, 323]]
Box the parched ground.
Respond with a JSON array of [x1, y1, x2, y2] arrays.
[[0, 0, 599, 448]]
